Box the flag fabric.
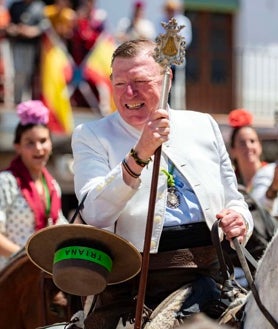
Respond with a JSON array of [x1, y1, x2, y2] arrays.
[[40, 31, 74, 134], [82, 33, 116, 113]]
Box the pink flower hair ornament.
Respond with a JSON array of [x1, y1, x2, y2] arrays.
[[17, 100, 49, 126], [228, 108, 253, 128]]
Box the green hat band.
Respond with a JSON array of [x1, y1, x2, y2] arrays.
[[54, 246, 113, 272]]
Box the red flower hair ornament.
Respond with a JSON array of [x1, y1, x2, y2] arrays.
[[228, 108, 253, 128]]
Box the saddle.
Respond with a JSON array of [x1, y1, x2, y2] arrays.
[[141, 221, 248, 329]]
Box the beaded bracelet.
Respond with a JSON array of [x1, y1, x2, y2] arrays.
[[122, 159, 141, 178], [130, 148, 151, 168]]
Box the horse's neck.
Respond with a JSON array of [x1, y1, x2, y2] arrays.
[[244, 229, 278, 329]]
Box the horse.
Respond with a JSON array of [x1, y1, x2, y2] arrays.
[[0, 249, 82, 329], [174, 226, 278, 329], [240, 224, 278, 329]]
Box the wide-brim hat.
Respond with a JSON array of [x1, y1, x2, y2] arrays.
[[26, 224, 142, 296]]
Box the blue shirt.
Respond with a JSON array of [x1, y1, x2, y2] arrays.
[[164, 160, 205, 226]]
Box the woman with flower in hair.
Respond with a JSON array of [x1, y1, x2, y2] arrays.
[[0, 100, 67, 270], [226, 108, 277, 286], [228, 108, 278, 216], [228, 108, 267, 191]]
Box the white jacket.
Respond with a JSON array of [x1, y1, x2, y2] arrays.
[[72, 109, 253, 253]]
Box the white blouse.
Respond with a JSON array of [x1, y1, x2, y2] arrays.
[[0, 170, 67, 271], [251, 163, 278, 217]]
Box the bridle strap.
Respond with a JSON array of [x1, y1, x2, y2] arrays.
[[240, 244, 258, 270], [211, 219, 278, 329], [69, 192, 88, 224], [211, 220, 232, 282]]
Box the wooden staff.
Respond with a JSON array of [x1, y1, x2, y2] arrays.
[[134, 18, 186, 329]]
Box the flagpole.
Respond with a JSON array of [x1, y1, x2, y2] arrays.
[[134, 18, 186, 329]]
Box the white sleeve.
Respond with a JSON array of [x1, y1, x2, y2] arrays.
[[250, 163, 278, 215], [71, 123, 139, 228]]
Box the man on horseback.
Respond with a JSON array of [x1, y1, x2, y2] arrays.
[[71, 38, 253, 329]]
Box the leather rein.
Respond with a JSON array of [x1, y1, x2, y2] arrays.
[[211, 220, 278, 329]]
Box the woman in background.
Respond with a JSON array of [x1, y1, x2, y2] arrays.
[[0, 100, 67, 271], [226, 108, 277, 287], [229, 108, 267, 191], [228, 108, 278, 217]]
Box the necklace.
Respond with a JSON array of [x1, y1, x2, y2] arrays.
[[161, 164, 180, 209], [41, 176, 51, 218]]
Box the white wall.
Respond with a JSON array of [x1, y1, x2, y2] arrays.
[[234, 0, 278, 122], [235, 0, 278, 48]]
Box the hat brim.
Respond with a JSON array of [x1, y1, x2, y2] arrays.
[[26, 224, 142, 285]]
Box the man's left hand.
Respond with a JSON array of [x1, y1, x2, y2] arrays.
[[216, 209, 247, 243]]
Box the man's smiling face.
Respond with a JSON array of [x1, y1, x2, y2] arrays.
[[111, 49, 164, 130]]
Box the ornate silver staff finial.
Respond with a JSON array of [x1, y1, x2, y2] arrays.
[[154, 17, 186, 68]]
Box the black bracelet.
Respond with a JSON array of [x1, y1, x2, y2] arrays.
[[130, 148, 151, 167], [122, 159, 141, 178]]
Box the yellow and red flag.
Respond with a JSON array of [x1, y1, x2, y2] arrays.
[[82, 33, 116, 113], [40, 31, 74, 134]]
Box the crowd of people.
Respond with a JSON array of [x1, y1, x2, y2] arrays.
[[0, 0, 107, 106], [0, 0, 192, 109]]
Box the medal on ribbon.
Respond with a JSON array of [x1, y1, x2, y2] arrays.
[[161, 165, 180, 209]]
